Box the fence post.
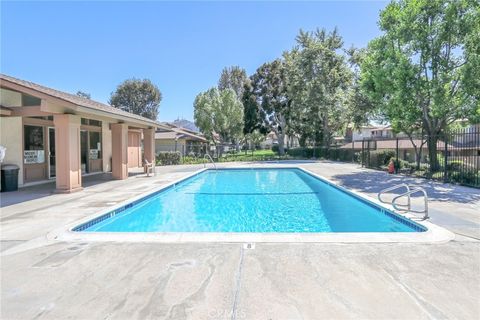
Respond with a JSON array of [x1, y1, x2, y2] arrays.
[[361, 139, 365, 167], [352, 140, 355, 163], [395, 138, 399, 173], [444, 135, 448, 183], [367, 140, 371, 167]]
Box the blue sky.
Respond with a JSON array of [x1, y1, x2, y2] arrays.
[[1, 1, 387, 122]]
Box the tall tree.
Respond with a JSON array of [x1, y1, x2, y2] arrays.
[[242, 79, 265, 135], [251, 59, 290, 155], [193, 88, 244, 146], [76, 91, 91, 99], [361, 0, 479, 171], [285, 28, 352, 148], [218, 66, 248, 99], [109, 78, 162, 120]]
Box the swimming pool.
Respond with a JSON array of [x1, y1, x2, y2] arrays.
[[74, 168, 425, 233]]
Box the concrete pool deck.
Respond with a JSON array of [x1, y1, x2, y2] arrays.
[[1, 161, 479, 319]]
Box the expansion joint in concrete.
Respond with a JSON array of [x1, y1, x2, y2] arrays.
[[231, 245, 245, 320]]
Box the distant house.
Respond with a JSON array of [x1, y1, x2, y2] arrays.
[[341, 139, 437, 162], [348, 124, 397, 141], [155, 125, 207, 156], [260, 132, 277, 149], [341, 123, 479, 166], [260, 131, 300, 149]]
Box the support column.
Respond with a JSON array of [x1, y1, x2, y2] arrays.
[[54, 114, 82, 193], [143, 128, 156, 167], [111, 123, 128, 180]]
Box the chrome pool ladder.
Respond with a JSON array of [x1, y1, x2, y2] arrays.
[[203, 154, 217, 170], [378, 184, 429, 220]]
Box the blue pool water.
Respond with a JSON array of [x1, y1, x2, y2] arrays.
[[77, 168, 425, 233]]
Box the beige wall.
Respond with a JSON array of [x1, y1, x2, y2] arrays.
[[101, 121, 112, 172], [0, 116, 24, 185]]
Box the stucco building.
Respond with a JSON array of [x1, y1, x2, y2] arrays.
[[0, 74, 167, 193], [155, 125, 207, 156]]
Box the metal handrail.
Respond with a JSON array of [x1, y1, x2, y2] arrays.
[[392, 187, 429, 220], [203, 154, 217, 170], [378, 183, 411, 210]]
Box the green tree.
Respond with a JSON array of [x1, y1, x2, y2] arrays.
[[285, 28, 352, 148], [361, 0, 479, 171], [251, 59, 290, 155], [242, 79, 265, 135], [193, 88, 244, 146], [109, 78, 162, 120], [218, 66, 249, 99], [76, 91, 91, 99], [345, 47, 375, 129]]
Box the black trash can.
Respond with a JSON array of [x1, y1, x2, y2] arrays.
[[1, 164, 20, 192]]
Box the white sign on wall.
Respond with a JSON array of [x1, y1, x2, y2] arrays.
[[24, 150, 45, 164], [89, 149, 99, 160]]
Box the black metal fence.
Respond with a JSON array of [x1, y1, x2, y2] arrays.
[[360, 127, 480, 188]]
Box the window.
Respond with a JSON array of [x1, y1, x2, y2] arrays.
[[21, 93, 41, 106], [23, 125, 45, 164], [81, 118, 102, 127], [89, 119, 101, 127], [89, 131, 102, 159], [28, 116, 53, 121]]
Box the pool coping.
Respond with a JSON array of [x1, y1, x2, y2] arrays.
[[48, 166, 455, 243]]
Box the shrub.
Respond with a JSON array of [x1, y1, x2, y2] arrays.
[[182, 156, 204, 165], [366, 150, 396, 168], [449, 170, 480, 186], [446, 160, 476, 172], [156, 151, 181, 166], [287, 147, 311, 158], [271, 145, 279, 153], [391, 157, 409, 170], [413, 170, 427, 178]]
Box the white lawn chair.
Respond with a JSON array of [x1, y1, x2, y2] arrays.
[[144, 159, 155, 177]]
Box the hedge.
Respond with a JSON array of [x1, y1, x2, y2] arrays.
[[156, 151, 181, 166], [286, 147, 357, 162]]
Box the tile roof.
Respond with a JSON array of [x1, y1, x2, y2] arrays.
[[155, 128, 207, 142], [155, 131, 179, 140], [0, 74, 164, 128]]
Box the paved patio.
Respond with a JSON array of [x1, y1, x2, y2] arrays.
[[1, 161, 479, 319]]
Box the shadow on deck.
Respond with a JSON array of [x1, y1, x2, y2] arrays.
[[332, 170, 480, 204]]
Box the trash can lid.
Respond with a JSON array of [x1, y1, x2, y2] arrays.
[[1, 164, 19, 170]]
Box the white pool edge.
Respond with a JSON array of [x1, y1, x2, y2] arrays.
[[48, 166, 455, 244]]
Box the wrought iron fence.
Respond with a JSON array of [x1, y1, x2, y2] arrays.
[[359, 127, 480, 188]]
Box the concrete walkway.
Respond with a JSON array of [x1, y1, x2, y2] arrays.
[[1, 161, 479, 319]]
